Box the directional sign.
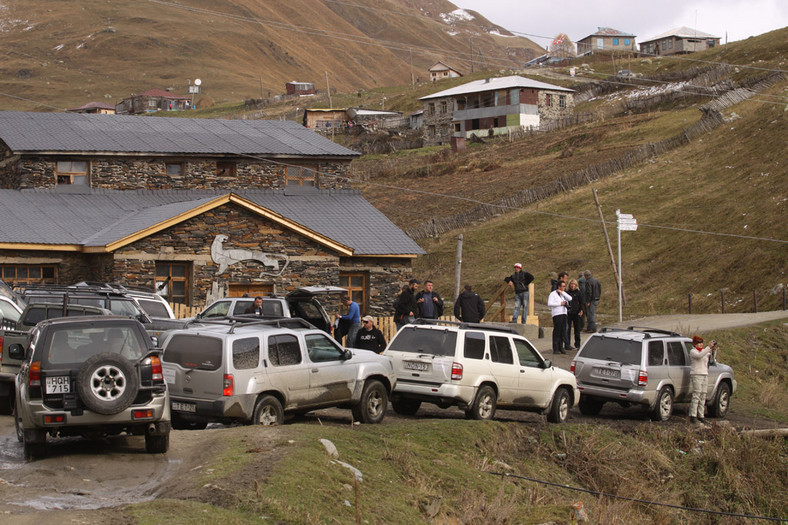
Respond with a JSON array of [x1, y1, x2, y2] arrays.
[[617, 213, 634, 219], [618, 218, 637, 225], [619, 224, 638, 231]]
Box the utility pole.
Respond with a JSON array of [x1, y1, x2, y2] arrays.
[[593, 188, 625, 304], [259, 76, 264, 100], [469, 38, 474, 73], [325, 71, 332, 109], [454, 234, 463, 302], [409, 49, 414, 87]]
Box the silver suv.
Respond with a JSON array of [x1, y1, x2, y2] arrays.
[[161, 318, 395, 427], [13, 316, 170, 460], [385, 320, 578, 423], [571, 327, 737, 421]]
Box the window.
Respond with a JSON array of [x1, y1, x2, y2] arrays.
[[613, 38, 619, 45], [514, 339, 541, 368], [559, 95, 567, 108], [339, 272, 366, 314], [216, 161, 236, 177], [668, 342, 687, 366], [305, 333, 344, 362], [268, 334, 302, 366], [648, 341, 665, 366], [489, 336, 514, 364], [285, 165, 317, 187], [428, 103, 435, 116], [201, 300, 231, 318], [454, 123, 461, 132], [457, 98, 466, 110], [1, 264, 57, 286], [440, 101, 448, 113], [624, 38, 631, 46], [545, 93, 552, 107], [56, 160, 87, 185], [233, 337, 260, 370], [155, 262, 189, 305], [388, 327, 457, 356], [166, 162, 183, 176], [596, 38, 604, 49], [162, 334, 222, 370], [463, 332, 485, 360], [668, 40, 673, 49]]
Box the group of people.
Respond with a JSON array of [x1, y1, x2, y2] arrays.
[[394, 278, 485, 326], [547, 269, 601, 354]]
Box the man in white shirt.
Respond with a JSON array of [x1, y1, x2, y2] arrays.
[[547, 281, 572, 354]]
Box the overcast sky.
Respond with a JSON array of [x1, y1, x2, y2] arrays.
[[457, 0, 787, 49]]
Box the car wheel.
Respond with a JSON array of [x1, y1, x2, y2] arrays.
[[351, 379, 388, 424], [171, 413, 208, 430], [578, 394, 605, 416], [547, 387, 571, 423], [391, 398, 421, 416], [650, 387, 674, 422], [251, 395, 284, 426], [145, 431, 170, 454], [23, 429, 47, 461], [465, 385, 497, 421], [708, 382, 731, 418], [77, 353, 139, 415]]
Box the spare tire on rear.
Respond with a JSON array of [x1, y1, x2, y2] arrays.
[[77, 352, 139, 415]]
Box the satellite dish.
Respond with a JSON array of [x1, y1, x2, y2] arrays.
[[194, 79, 202, 86]]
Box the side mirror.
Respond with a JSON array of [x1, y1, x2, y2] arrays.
[[342, 349, 352, 361], [8, 343, 25, 360], [543, 359, 552, 369], [150, 335, 159, 347]]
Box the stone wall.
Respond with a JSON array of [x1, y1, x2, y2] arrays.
[[338, 257, 414, 315], [0, 155, 352, 190], [538, 91, 576, 121], [0, 250, 113, 285], [421, 96, 454, 147]]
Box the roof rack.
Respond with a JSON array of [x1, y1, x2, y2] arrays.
[[411, 318, 517, 334], [599, 326, 681, 338], [185, 316, 315, 333]]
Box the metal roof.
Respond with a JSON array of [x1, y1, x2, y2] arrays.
[[0, 188, 424, 256], [580, 27, 636, 39], [420, 75, 574, 101], [0, 111, 360, 158], [640, 27, 719, 44]]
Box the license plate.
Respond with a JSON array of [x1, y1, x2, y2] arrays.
[[45, 376, 71, 394], [172, 402, 196, 413], [595, 367, 620, 378], [404, 361, 430, 372]]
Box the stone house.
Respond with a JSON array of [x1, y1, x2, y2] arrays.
[[67, 102, 116, 114], [419, 76, 575, 146], [285, 81, 316, 96], [115, 89, 193, 115], [576, 27, 637, 56], [0, 111, 424, 313], [639, 27, 721, 56], [428, 62, 462, 82]]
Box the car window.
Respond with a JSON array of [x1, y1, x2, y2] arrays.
[[305, 333, 344, 362], [0, 300, 20, 321], [47, 325, 147, 364], [138, 299, 170, 318], [489, 336, 514, 364], [262, 300, 284, 317], [290, 300, 321, 319], [667, 341, 687, 366], [463, 332, 485, 360], [647, 341, 665, 366], [232, 337, 260, 370], [71, 298, 105, 309], [23, 306, 47, 326], [202, 301, 230, 318], [514, 339, 542, 368], [579, 337, 641, 365], [163, 334, 222, 370], [268, 334, 302, 366], [388, 327, 457, 357], [231, 300, 255, 316]]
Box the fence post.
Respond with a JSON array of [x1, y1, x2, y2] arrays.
[[688, 293, 692, 314], [720, 290, 725, 314], [753, 290, 758, 313], [783, 286, 787, 311]]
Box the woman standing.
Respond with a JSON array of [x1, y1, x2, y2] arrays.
[[566, 279, 584, 351]]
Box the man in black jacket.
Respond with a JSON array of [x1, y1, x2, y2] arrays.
[[415, 280, 444, 319], [354, 316, 387, 353], [584, 270, 601, 332], [393, 279, 420, 330], [504, 263, 534, 323], [454, 284, 485, 323]]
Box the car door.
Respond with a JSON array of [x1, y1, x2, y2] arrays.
[[162, 333, 224, 413], [668, 341, 692, 401], [201, 300, 231, 318], [230, 336, 263, 395], [646, 340, 670, 393], [264, 333, 310, 408], [513, 338, 555, 408], [487, 335, 519, 405], [304, 333, 355, 405]]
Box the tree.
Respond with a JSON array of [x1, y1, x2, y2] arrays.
[[549, 33, 576, 58]]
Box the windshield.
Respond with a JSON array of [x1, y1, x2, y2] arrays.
[[579, 337, 642, 365], [388, 327, 457, 357], [45, 324, 148, 365]]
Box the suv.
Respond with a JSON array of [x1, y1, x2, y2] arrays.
[[571, 327, 737, 421], [75, 282, 175, 319], [161, 317, 395, 428], [384, 320, 578, 423], [12, 316, 170, 460], [194, 286, 346, 333]]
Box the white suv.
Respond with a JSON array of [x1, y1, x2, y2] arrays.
[[385, 320, 578, 423]]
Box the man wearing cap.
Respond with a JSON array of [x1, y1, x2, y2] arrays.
[[505, 263, 534, 323], [354, 315, 387, 353], [415, 280, 444, 319]]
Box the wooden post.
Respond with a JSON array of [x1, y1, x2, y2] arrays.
[[499, 293, 505, 322], [593, 188, 625, 304], [325, 71, 332, 109], [753, 290, 758, 313], [688, 293, 693, 314], [454, 234, 463, 303], [720, 290, 725, 313]]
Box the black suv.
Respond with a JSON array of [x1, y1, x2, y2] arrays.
[[12, 316, 170, 460]]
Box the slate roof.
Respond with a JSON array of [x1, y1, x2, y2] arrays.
[[67, 101, 116, 112], [421, 75, 574, 101], [137, 89, 191, 99], [0, 188, 424, 256], [640, 27, 719, 44], [581, 27, 636, 39], [0, 111, 360, 158]]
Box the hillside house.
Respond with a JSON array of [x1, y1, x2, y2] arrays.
[[639, 27, 721, 56], [304, 108, 405, 132], [0, 111, 423, 312], [419, 76, 575, 146], [67, 102, 116, 114], [303, 108, 350, 130], [576, 27, 637, 56], [115, 89, 192, 115], [285, 81, 316, 96], [429, 62, 463, 82]]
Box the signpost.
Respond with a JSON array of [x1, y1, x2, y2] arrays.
[[616, 210, 637, 321]]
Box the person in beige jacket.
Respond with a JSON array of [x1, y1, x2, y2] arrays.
[[689, 334, 717, 425]]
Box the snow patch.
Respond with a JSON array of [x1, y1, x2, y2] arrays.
[[440, 8, 474, 24], [53, 44, 64, 51]]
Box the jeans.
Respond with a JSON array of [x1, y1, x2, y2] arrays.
[[552, 314, 568, 353], [567, 313, 582, 348], [689, 374, 708, 418], [511, 291, 529, 323], [346, 322, 361, 348], [586, 299, 599, 331]]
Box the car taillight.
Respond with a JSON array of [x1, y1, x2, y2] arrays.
[[29, 361, 41, 387], [0, 335, 3, 363], [451, 362, 463, 380], [570, 360, 576, 373], [223, 374, 234, 396], [150, 355, 163, 382], [637, 369, 648, 386]]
